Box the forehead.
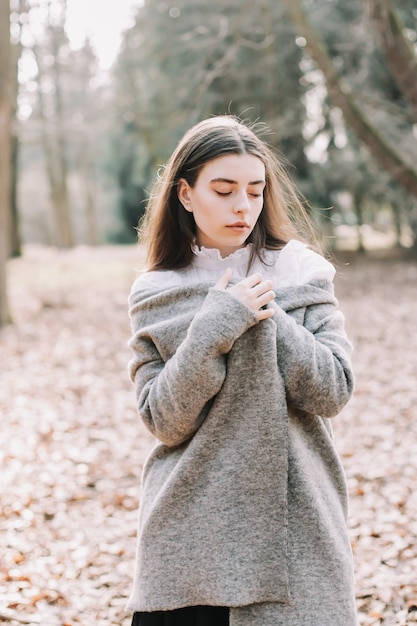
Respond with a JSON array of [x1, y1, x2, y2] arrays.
[[198, 153, 265, 182]]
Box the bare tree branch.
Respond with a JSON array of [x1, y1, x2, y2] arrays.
[[366, 0, 417, 124], [281, 0, 417, 199]]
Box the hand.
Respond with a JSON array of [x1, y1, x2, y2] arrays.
[[214, 268, 275, 321]]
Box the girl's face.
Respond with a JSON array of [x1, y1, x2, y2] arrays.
[[178, 153, 266, 258]]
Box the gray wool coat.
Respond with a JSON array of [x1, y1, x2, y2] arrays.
[[126, 277, 358, 626]]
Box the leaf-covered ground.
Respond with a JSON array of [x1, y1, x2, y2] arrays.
[[1, 245, 416, 626]]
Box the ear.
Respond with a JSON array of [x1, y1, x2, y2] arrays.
[[178, 178, 193, 212]]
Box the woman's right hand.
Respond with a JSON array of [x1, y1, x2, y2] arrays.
[[214, 268, 275, 321]]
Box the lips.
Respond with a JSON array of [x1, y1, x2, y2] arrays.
[[227, 222, 250, 229]]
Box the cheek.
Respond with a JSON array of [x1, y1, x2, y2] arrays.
[[253, 202, 264, 219], [191, 189, 211, 212], [193, 192, 221, 218]]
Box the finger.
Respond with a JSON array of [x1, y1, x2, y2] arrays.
[[256, 289, 275, 308], [251, 279, 274, 297], [257, 306, 275, 321], [214, 267, 232, 290], [243, 272, 263, 287]]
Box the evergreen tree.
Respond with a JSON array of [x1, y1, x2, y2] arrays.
[[111, 0, 311, 238]]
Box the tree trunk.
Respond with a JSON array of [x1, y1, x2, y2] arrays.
[[37, 99, 73, 247], [281, 0, 417, 199], [10, 133, 21, 257], [0, 0, 12, 326], [85, 185, 99, 247], [51, 23, 74, 248], [367, 0, 417, 124], [33, 42, 74, 248], [9, 7, 23, 258], [353, 192, 366, 253], [405, 199, 417, 256], [83, 145, 100, 246]]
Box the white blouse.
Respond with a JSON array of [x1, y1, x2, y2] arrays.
[[131, 239, 335, 293]]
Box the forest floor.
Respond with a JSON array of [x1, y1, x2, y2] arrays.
[[1, 244, 417, 626]]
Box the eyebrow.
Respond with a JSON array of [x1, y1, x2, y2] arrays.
[[210, 177, 265, 185]]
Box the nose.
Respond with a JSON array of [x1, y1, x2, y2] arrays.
[[233, 191, 250, 214]]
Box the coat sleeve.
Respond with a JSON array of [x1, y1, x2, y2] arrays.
[[128, 287, 258, 446], [272, 284, 354, 418]]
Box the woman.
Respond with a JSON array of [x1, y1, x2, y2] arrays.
[[126, 115, 358, 626]]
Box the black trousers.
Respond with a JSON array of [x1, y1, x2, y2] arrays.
[[131, 606, 230, 626]]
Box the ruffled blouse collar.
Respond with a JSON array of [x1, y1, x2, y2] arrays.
[[190, 243, 252, 269]]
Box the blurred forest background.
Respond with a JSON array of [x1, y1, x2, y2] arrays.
[[1, 1, 417, 625], [1, 0, 417, 324]]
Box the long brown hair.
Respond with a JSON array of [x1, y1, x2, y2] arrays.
[[139, 115, 318, 270]]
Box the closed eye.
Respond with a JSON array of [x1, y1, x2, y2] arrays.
[[215, 191, 262, 197]]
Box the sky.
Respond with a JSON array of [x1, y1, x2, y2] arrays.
[[65, 0, 141, 69]]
